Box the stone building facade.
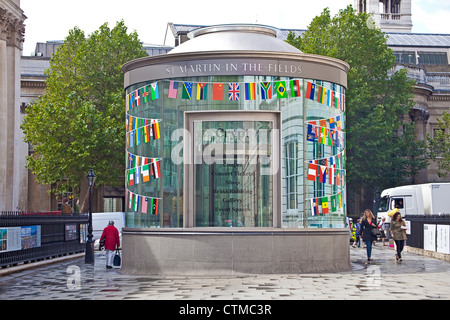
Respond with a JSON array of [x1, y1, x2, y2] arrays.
[[0, 0, 26, 211]]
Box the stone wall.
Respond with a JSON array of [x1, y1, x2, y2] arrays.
[[121, 228, 350, 275]]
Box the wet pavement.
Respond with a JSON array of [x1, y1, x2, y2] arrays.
[[1, 243, 450, 300]]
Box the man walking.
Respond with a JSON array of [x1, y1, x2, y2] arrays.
[[99, 221, 120, 269]]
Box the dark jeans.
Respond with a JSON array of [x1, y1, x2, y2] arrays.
[[395, 240, 405, 259], [365, 241, 373, 259]]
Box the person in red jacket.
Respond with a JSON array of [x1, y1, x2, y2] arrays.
[[99, 221, 120, 269]]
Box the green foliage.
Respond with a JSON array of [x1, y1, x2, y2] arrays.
[[21, 20, 147, 195], [287, 5, 427, 191], [427, 111, 450, 179]]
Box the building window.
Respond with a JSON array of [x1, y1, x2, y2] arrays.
[[418, 52, 448, 65], [394, 51, 416, 64]]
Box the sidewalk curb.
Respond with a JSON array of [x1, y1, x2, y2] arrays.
[[405, 246, 450, 262], [0, 253, 85, 277]]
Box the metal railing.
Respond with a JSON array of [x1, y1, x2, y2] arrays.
[[0, 211, 89, 268]]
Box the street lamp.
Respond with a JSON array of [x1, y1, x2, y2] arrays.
[[85, 168, 96, 263]]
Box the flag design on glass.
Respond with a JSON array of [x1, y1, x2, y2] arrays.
[[331, 195, 337, 212], [127, 192, 160, 215], [329, 166, 335, 185], [150, 198, 159, 215], [132, 90, 140, 108], [128, 168, 135, 186], [136, 127, 141, 146], [168, 81, 179, 98], [142, 164, 150, 182], [307, 163, 318, 181], [127, 115, 133, 132], [290, 80, 301, 97], [152, 121, 161, 140], [244, 83, 256, 100], [150, 82, 159, 100], [129, 131, 134, 148], [126, 94, 132, 111], [128, 191, 133, 209], [336, 115, 342, 130], [141, 197, 148, 213], [309, 192, 344, 215], [317, 86, 326, 104], [212, 83, 223, 100], [260, 82, 272, 100], [319, 126, 327, 145], [311, 198, 318, 216], [128, 80, 339, 108], [327, 89, 333, 107], [228, 83, 239, 100], [197, 83, 207, 100], [307, 123, 317, 142], [327, 128, 334, 146], [275, 81, 287, 98], [306, 82, 315, 100], [321, 197, 329, 214], [319, 166, 327, 183], [128, 153, 134, 169], [182, 82, 193, 99], [143, 122, 150, 143], [134, 194, 140, 212], [151, 160, 161, 179], [135, 167, 141, 184], [140, 86, 150, 104]]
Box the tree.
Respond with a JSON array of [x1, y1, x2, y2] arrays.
[[21, 20, 147, 209], [287, 6, 427, 208], [427, 111, 450, 179]]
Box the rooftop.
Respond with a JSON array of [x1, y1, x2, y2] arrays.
[[169, 23, 450, 49]]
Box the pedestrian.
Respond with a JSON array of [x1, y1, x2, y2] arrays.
[[360, 209, 377, 261], [349, 218, 356, 245], [62, 198, 72, 214], [99, 221, 120, 269], [379, 217, 387, 246], [390, 212, 407, 261], [353, 219, 362, 248]]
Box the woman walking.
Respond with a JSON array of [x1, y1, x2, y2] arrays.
[[360, 209, 377, 261], [391, 212, 407, 261], [99, 221, 120, 269]]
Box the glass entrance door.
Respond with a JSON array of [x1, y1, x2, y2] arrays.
[[184, 112, 281, 228]]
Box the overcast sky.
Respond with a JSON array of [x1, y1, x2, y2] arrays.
[[21, 0, 450, 55]]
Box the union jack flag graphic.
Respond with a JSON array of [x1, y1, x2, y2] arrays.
[[228, 83, 240, 101]]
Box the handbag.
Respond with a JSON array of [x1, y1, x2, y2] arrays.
[[113, 249, 121, 267], [371, 227, 380, 237]]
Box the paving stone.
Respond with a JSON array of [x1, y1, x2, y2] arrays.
[[1, 245, 450, 300]]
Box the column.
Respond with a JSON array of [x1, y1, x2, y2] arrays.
[[0, 3, 26, 211]]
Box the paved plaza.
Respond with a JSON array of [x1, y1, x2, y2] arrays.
[[1, 243, 450, 301]]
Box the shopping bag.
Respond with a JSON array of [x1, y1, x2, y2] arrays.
[[113, 249, 121, 267]]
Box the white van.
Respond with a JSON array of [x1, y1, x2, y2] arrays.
[[378, 183, 450, 223], [91, 212, 125, 250]]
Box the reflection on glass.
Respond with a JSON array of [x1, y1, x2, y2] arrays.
[[194, 121, 273, 227]]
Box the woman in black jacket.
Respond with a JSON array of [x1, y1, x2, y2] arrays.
[[360, 209, 377, 261]]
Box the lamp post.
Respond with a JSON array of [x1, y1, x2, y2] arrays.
[[85, 168, 96, 263]]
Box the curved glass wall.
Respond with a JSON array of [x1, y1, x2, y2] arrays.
[[125, 76, 346, 229]]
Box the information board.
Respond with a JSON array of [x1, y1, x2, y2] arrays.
[[0, 226, 41, 252], [436, 225, 450, 254], [424, 224, 436, 252]]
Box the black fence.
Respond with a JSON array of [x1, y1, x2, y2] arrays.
[[0, 211, 89, 268], [405, 214, 450, 250]]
